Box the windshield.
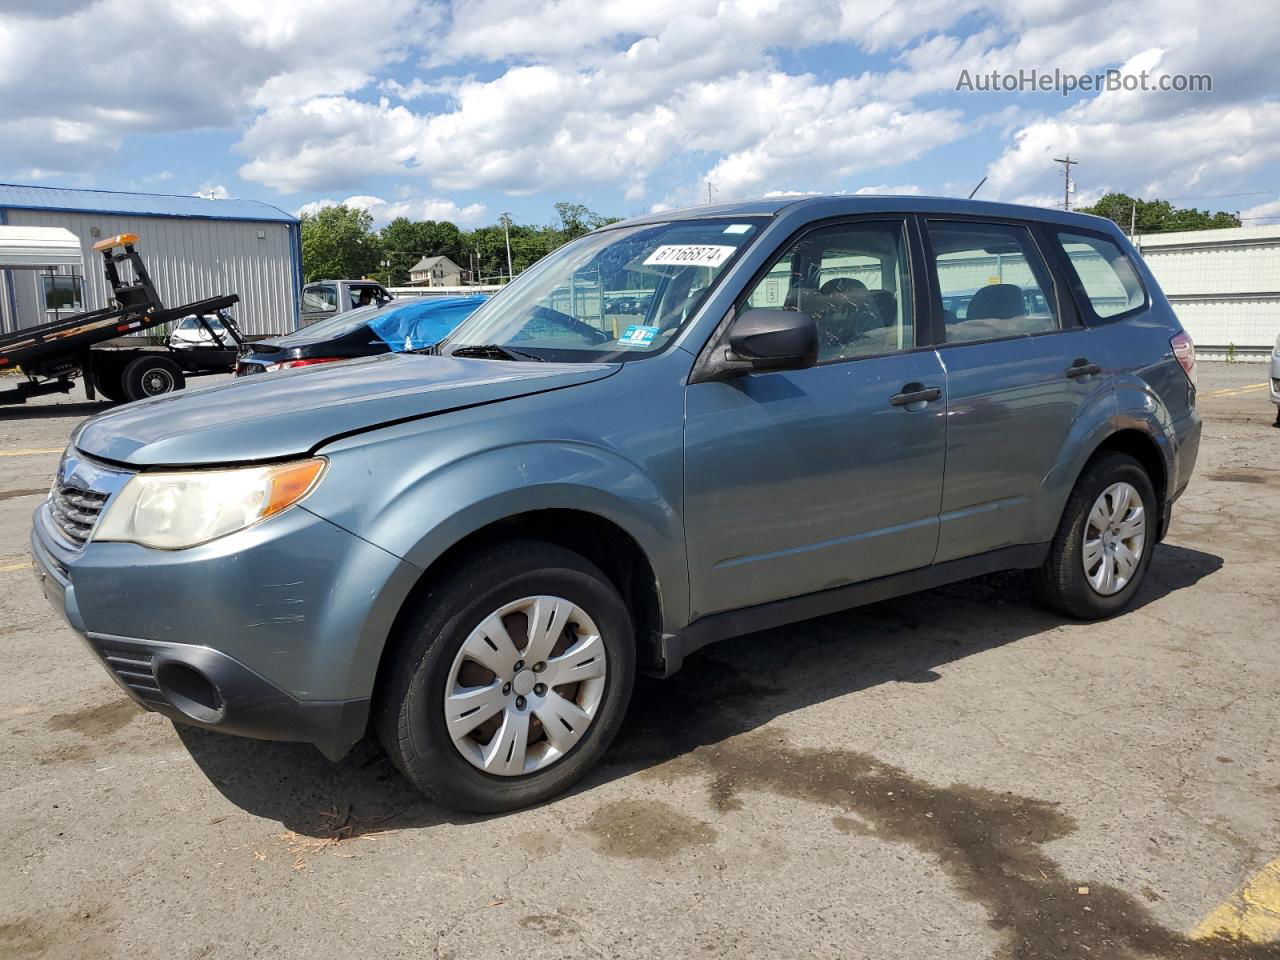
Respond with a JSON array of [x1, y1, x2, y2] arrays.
[[440, 217, 765, 362], [177, 314, 225, 331]]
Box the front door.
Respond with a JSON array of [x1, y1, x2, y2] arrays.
[[684, 219, 947, 620], [923, 218, 1112, 562]]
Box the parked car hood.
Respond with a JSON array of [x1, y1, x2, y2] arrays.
[[73, 353, 618, 467]]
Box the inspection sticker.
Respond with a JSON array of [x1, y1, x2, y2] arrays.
[[618, 324, 660, 347], [643, 244, 737, 268]]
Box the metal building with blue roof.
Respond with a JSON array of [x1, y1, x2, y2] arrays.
[[0, 183, 301, 336]]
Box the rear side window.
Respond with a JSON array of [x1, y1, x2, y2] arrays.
[[926, 221, 1058, 344], [1056, 232, 1146, 319], [302, 284, 338, 314]]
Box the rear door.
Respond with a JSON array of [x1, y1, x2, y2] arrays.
[[923, 217, 1112, 562]]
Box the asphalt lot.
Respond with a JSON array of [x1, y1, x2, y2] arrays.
[[0, 364, 1277, 960]]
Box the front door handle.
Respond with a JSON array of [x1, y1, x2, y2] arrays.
[[1065, 358, 1102, 378], [890, 383, 942, 407]]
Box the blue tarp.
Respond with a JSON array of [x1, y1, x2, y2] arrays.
[[367, 296, 489, 351]]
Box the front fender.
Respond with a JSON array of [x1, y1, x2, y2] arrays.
[[307, 434, 688, 630]]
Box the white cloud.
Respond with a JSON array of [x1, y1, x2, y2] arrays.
[[4, 0, 1279, 219], [193, 183, 231, 200], [1239, 197, 1280, 224], [854, 184, 924, 195], [296, 194, 488, 227], [0, 0, 424, 176]]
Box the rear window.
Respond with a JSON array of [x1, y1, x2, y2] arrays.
[[1055, 232, 1146, 319], [302, 284, 338, 314]]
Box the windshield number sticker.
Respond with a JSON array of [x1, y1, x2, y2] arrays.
[[618, 324, 659, 347], [643, 244, 737, 268]]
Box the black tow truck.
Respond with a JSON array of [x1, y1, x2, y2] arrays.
[[0, 232, 244, 405]]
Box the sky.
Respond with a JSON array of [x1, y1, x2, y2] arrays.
[[2, 0, 1278, 228]]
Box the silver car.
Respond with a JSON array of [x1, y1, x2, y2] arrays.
[[1271, 331, 1280, 425]]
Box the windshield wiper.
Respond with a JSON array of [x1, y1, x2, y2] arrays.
[[449, 343, 545, 362], [405, 343, 439, 355]]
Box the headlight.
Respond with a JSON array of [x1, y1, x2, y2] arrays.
[[1273, 332, 1280, 357], [95, 458, 326, 549]]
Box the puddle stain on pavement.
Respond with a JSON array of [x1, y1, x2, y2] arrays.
[[585, 798, 716, 860], [47, 698, 139, 739], [600, 656, 1276, 960], [632, 731, 1277, 960]]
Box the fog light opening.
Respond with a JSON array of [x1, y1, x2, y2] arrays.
[[155, 662, 224, 724]]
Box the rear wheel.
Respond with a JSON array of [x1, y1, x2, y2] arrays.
[[92, 364, 126, 403], [122, 355, 185, 401], [1030, 452, 1157, 619], [376, 540, 635, 812]]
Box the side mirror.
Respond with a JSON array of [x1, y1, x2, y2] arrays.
[[728, 309, 818, 371]]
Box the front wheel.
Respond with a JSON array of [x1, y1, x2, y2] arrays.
[[1030, 451, 1157, 619], [376, 540, 635, 812]]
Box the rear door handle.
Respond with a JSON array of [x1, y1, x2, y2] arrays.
[[1065, 358, 1102, 378], [890, 383, 942, 407]]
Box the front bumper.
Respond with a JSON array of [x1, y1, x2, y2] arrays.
[[1269, 353, 1279, 406], [31, 497, 420, 756]]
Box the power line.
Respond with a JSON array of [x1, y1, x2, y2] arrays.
[[1162, 189, 1280, 202]]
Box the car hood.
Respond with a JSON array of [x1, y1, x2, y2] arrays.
[[74, 352, 618, 467]]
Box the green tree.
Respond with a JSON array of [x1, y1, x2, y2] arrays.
[[299, 205, 382, 282], [1079, 193, 1240, 234]]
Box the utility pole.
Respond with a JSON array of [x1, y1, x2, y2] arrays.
[[502, 215, 514, 280], [500, 213, 514, 282], [1053, 156, 1077, 211], [706, 180, 717, 204]]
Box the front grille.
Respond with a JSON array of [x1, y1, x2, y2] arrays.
[[49, 483, 110, 545], [94, 639, 166, 706]]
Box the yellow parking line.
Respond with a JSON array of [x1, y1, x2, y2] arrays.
[[0, 560, 32, 573], [1192, 856, 1280, 944], [0, 448, 62, 458], [1206, 383, 1268, 397]]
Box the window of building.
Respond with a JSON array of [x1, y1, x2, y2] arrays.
[[42, 274, 83, 314]]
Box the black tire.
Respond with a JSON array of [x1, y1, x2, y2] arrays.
[[1030, 451, 1157, 619], [375, 540, 635, 812], [93, 365, 127, 403], [122, 355, 185, 401]]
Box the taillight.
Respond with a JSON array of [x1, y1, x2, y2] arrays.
[[279, 357, 344, 370], [1170, 332, 1196, 389]]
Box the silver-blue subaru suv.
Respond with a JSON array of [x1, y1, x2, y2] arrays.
[[32, 196, 1200, 811]]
